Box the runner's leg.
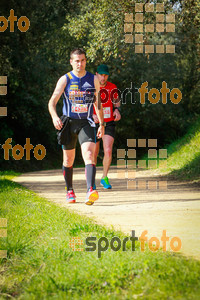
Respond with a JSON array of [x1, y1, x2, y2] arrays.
[[78, 122, 99, 204], [93, 140, 100, 189], [94, 140, 100, 165], [102, 135, 114, 178], [63, 149, 75, 191], [81, 142, 96, 190]]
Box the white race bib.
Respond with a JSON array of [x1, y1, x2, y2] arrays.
[[103, 107, 111, 118], [72, 104, 88, 113]]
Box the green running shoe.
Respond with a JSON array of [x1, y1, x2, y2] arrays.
[[100, 176, 112, 189]]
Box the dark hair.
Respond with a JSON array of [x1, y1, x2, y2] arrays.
[[70, 48, 86, 59]]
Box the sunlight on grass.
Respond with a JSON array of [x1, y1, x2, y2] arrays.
[[167, 128, 200, 170], [160, 118, 200, 181], [0, 175, 200, 299], [0, 170, 20, 181]]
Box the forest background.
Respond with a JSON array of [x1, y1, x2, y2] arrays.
[[0, 0, 199, 171]]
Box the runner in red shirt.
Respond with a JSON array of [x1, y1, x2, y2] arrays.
[[93, 64, 121, 189]]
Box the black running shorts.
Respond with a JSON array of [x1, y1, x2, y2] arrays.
[[95, 121, 116, 141], [62, 119, 96, 150]]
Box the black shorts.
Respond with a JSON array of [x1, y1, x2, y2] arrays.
[[62, 119, 96, 150], [96, 121, 115, 141]]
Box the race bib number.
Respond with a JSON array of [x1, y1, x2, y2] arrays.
[[72, 104, 88, 113], [103, 107, 111, 119]]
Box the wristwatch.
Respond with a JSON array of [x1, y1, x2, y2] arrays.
[[114, 107, 121, 112], [99, 122, 106, 127]]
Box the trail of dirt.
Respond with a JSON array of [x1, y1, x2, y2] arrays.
[[13, 167, 200, 260]]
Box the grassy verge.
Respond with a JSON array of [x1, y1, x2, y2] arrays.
[[141, 117, 200, 182], [1, 172, 200, 299], [159, 117, 200, 182]]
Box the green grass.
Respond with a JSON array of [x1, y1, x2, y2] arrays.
[[0, 171, 21, 180], [159, 117, 200, 182], [1, 172, 200, 299]]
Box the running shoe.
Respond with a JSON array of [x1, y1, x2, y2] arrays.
[[85, 187, 99, 205], [66, 189, 76, 203], [100, 176, 112, 189]]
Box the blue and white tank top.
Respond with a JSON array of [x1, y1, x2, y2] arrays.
[[62, 71, 96, 126]]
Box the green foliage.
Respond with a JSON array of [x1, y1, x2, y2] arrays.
[[160, 117, 200, 182], [0, 0, 199, 172]]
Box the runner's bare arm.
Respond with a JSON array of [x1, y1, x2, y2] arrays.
[[112, 87, 121, 121], [113, 95, 120, 108], [93, 75, 101, 123], [113, 107, 121, 121], [93, 75, 105, 138], [93, 76, 103, 122], [48, 75, 67, 130]]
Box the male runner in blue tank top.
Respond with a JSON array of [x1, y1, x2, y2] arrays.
[[48, 48, 105, 205]]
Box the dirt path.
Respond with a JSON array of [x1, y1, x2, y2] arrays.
[[13, 167, 200, 260]]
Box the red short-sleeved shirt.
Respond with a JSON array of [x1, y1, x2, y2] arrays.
[[93, 81, 119, 122]]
